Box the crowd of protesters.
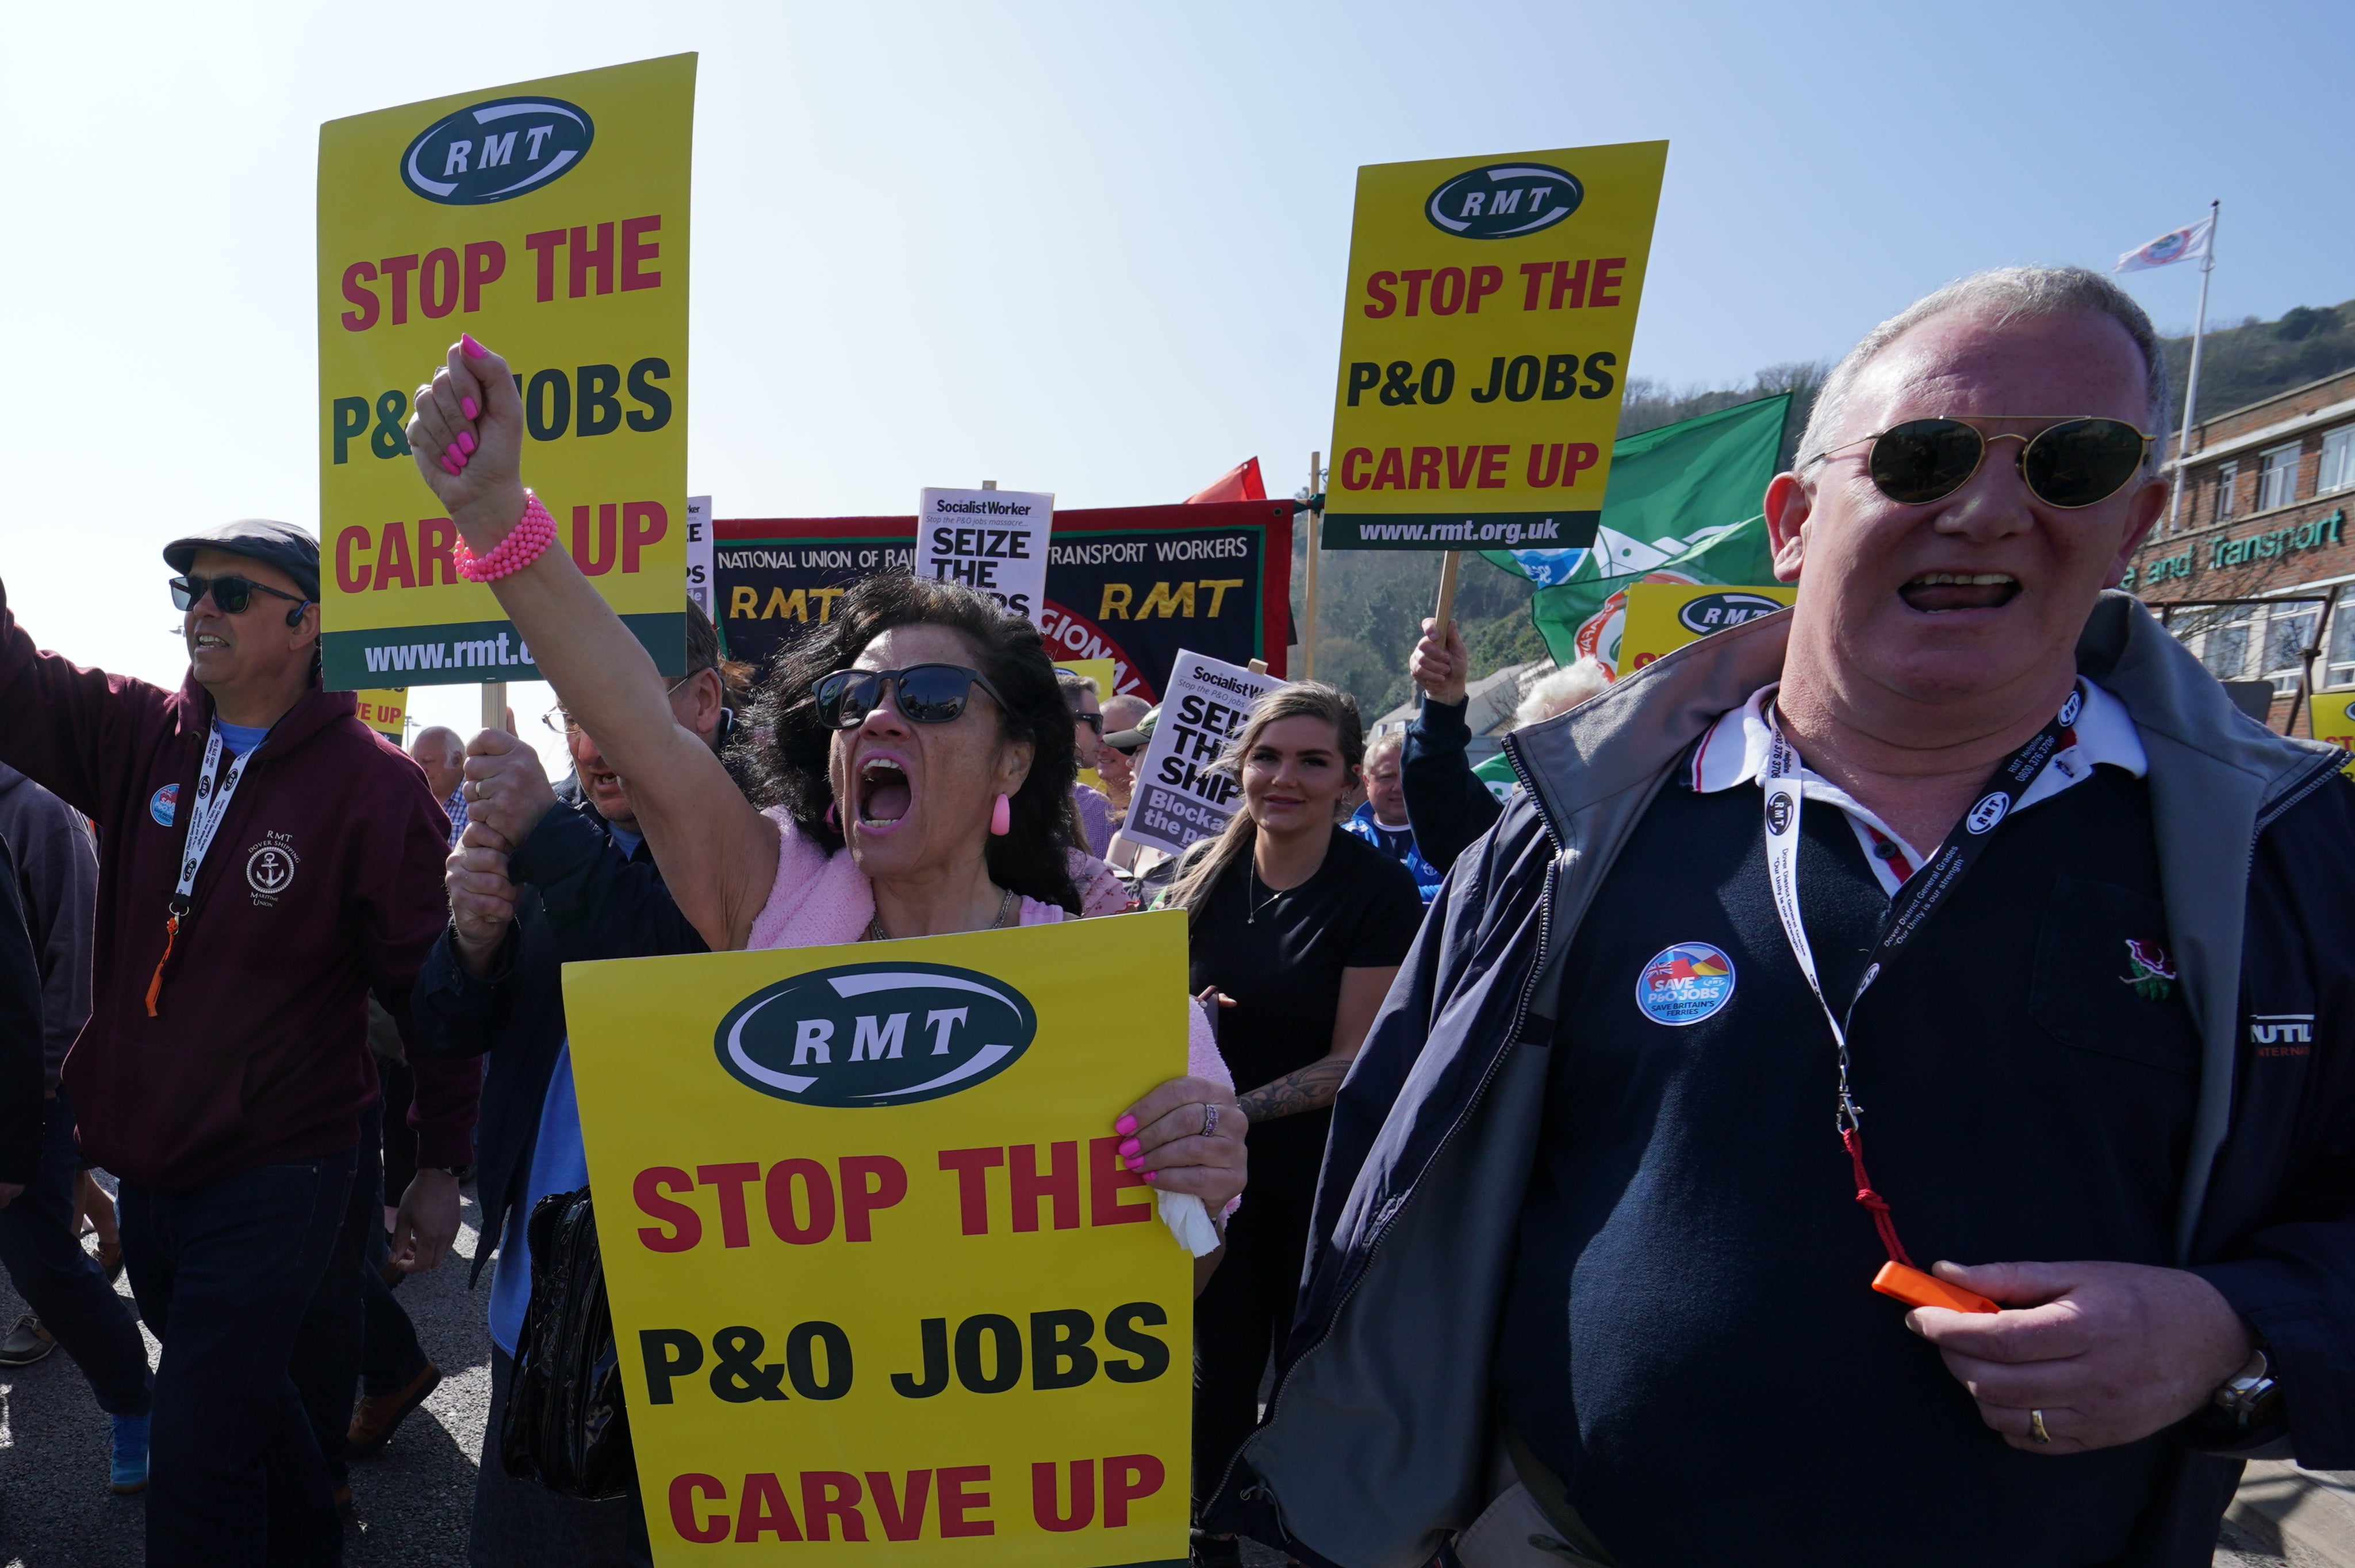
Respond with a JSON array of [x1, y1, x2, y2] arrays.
[[0, 260, 2349, 1568]]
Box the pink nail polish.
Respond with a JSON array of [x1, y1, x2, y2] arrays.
[[461, 397, 479, 421], [1114, 1115, 1138, 1135], [440, 454, 461, 475], [450, 448, 469, 470], [458, 430, 476, 455], [1118, 1138, 1141, 1159], [461, 333, 488, 360], [1141, 1170, 1158, 1183]]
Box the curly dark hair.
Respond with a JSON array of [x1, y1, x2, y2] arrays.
[[735, 575, 1083, 912]]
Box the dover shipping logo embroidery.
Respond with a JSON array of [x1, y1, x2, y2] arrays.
[[716, 962, 1037, 1108], [148, 784, 178, 827], [400, 96, 594, 205], [245, 835, 299, 904], [1637, 942, 1738, 1027]]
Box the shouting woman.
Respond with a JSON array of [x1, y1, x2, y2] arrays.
[[404, 333, 1246, 1231]]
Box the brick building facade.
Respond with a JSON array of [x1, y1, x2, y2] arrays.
[[2125, 364, 2355, 731]]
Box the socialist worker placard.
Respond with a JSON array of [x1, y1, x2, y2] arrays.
[[563, 914, 1195, 1565], [1324, 142, 1667, 551], [317, 55, 693, 688]]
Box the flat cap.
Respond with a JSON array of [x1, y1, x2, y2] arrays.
[[162, 520, 321, 604]]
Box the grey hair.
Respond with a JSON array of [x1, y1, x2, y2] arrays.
[[1795, 266, 2170, 474], [1514, 658, 1611, 729], [1364, 728, 1405, 769]]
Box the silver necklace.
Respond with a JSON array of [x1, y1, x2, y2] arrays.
[[1246, 857, 1284, 924], [867, 886, 1018, 943]]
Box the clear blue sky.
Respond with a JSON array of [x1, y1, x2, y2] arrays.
[[6, 0, 2346, 758]]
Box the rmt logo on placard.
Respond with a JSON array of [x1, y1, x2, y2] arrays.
[[1425, 162, 1584, 240], [400, 95, 594, 206], [715, 962, 1037, 1108], [1678, 591, 1787, 637]]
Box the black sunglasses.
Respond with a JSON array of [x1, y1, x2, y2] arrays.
[[170, 574, 309, 616], [1076, 712, 1104, 733], [814, 664, 1009, 730], [1809, 416, 2155, 510]]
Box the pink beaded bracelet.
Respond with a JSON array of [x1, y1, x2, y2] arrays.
[[454, 492, 558, 582]]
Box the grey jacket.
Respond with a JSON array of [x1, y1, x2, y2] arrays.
[[0, 763, 96, 1088], [1216, 592, 2355, 1568]]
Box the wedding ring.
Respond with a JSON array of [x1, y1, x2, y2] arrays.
[[2028, 1409, 2051, 1444], [1202, 1104, 1218, 1139]]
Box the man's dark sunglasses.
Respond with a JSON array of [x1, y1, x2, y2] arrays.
[[170, 573, 309, 616], [1076, 712, 1104, 733], [1809, 415, 2155, 510], [814, 664, 1008, 729]]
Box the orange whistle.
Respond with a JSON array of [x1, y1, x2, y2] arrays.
[[1872, 1261, 2000, 1315]]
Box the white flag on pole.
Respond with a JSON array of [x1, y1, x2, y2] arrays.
[[2116, 216, 2214, 273]]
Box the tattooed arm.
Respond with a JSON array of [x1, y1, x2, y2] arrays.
[[1237, 966, 1401, 1123]]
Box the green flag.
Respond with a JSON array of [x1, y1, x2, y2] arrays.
[[1480, 393, 1789, 674], [1472, 748, 1521, 798]]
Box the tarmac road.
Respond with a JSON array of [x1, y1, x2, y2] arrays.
[[0, 1181, 491, 1567]]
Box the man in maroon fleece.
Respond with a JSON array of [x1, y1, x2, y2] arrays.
[[0, 519, 477, 1565]]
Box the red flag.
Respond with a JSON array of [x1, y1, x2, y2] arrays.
[[1186, 457, 1266, 504]]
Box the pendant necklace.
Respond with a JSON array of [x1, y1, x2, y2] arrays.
[[867, 886, 1018, 943]]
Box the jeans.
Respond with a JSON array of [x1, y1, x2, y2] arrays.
[[296, 1094, 429, 1495], [0, 1090, 151, 1416], [354, 1092, 428, 1400], [471, 1346, 651, 1567], [120, 1148, 356, 1568]]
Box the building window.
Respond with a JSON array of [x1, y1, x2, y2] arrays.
[[2203, 617, 2252, 680], [2214, 459, 2240, 521], [2329, 606, 2355, 690], [2263, 606, 2320, 694], [2257, 442, 2303, 512], [2320, 426, 2355, 495]]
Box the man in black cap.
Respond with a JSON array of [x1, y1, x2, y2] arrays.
[[0, 521, 478, 1563]]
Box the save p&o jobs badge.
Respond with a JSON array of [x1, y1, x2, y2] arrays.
[[1637, 941, 1737, 1026]]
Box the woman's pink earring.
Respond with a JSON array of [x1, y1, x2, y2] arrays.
[[989, 793, 1011, 836], [825, 803, 838, 831]]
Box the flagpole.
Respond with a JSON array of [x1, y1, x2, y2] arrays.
[[1302, 451, 1321, 680], [2167, 199, 2220, 533]]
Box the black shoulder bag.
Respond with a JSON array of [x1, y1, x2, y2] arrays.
[[498, 1187, 636, 1499]]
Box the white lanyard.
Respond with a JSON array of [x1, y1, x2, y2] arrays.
[[1759, 693, 2073, 1269], [147, 724, 255, 1016], [1760, 691, 2075, 1135], [174, 724, 255, 909]]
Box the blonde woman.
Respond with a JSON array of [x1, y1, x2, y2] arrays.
[[1159, 683, 1425, 1562]]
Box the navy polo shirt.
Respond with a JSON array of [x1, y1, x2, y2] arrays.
[[1498, 703, 2201, 1565]]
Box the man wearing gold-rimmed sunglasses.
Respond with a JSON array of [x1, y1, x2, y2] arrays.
[[1215, 266, 2355, 1568]]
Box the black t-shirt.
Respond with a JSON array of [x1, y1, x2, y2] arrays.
[[1187, 828, 1425, 1189], [1498, 761, 2199, 1566]]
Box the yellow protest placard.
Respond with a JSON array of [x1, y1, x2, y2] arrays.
[[1324, 142, 1668, 551], [2310, 691, 2355, 777], [317, 55, 693, 689], [1618, 583, 1795, 675], [1054, 659, 1115, 701], [352, 688, 408, 737], [563, 912, 1194, 1565]]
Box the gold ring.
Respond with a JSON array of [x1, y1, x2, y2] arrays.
[[2028, 1409, 2051, 1444]]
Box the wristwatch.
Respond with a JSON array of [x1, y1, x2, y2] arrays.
[[2212, 1346, 2283, 1433]]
